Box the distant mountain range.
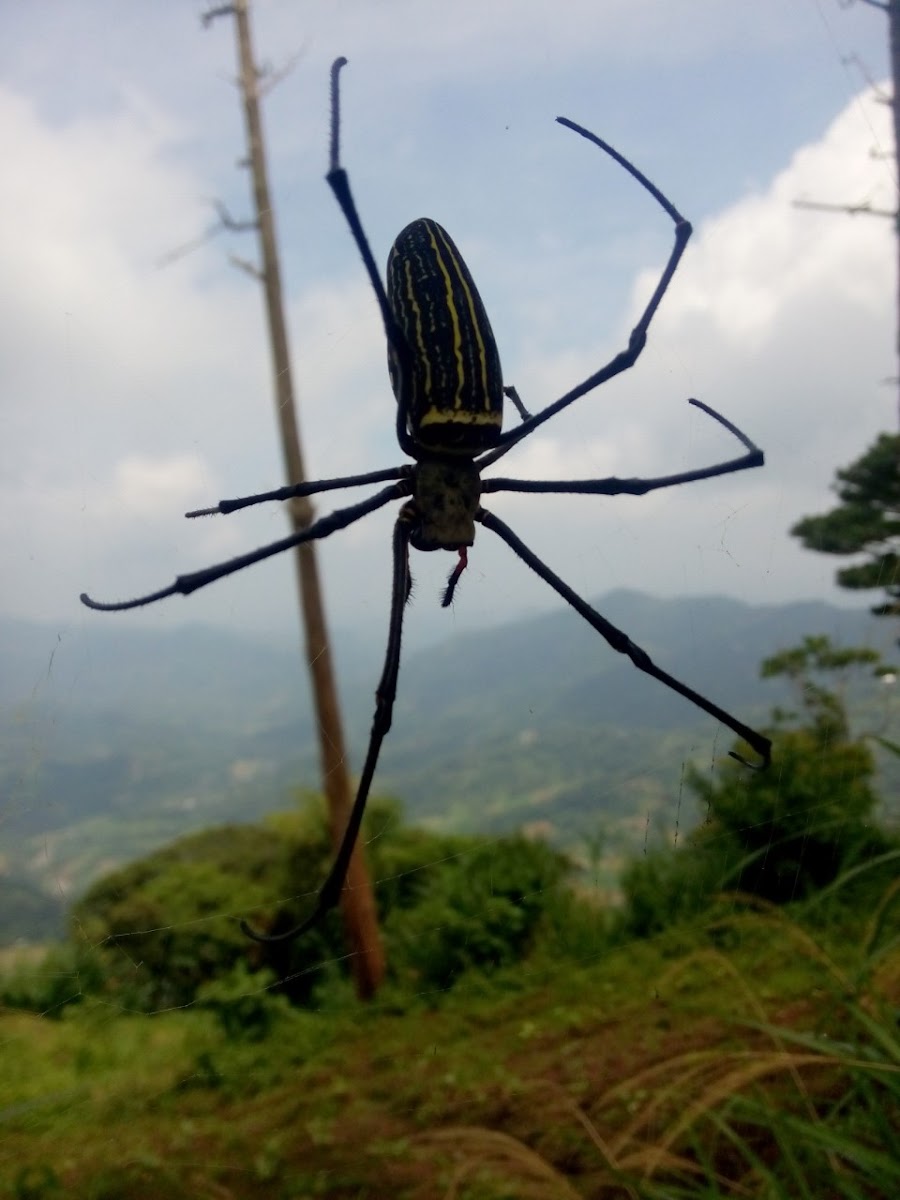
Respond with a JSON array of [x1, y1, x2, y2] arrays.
[[1, 592, 895, 941]]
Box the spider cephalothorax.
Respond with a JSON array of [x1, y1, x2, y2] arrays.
[[407, 458, 481, 552], [81, 57, 771, 943]]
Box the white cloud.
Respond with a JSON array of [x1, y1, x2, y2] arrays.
[[466, 84, 894, 625], [107, 454, 210, 519], [0, 5, 894, 649], [295, 0, 831, 82]]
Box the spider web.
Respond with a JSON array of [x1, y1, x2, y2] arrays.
[[1, 8, 898, 1195]]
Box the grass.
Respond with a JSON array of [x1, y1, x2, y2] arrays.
[[1, 897, 898, 1199]]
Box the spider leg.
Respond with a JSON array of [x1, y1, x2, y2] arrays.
[[242, 513, 413, 943], [326, 58, 418, 459], [483, 399, 763, 497], [185, 465, 411, 518], [478, 120, 692, 471], [80, 480, 409, 612], [442, 547, 468, 608], [477, 505, 771, 768], [504, 386, 532, 424]]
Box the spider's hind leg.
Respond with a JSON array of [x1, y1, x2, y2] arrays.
[[477, 505, 771, 768], [241, 514, 414, 944]]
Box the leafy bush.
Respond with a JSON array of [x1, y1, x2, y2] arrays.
[[194, 962, 290, 1040], [386, 836, 568, 991], [620, 636, 897, 935], [36, 799, 573, 1016], [69, 824, 282, 1012], [0, 940, 105, 1017], [618, 841, 724, 938], [244, 799, 572, 1003]]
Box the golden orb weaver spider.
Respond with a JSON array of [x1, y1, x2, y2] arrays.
[[81, 57, 771, 943]]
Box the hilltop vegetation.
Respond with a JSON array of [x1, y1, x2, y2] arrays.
[[1, 843, 898, 1198], [2, 632, 899, 1198]]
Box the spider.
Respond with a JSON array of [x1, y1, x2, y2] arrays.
[[81, 57, 771, 943]]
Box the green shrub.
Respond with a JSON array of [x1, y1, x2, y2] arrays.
[[56, 801, 574, 1013], [0, 941, 105, 1017], [618, 841, 724, 939], [69, 824, 282, 1012], [618, 638, 899, 939], [195, 962, 290, 1040], [386, 836, 568, 991]]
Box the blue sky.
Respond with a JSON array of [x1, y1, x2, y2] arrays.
[[1, 0, 895, 653]]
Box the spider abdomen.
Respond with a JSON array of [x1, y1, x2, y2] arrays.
[[386, 218, 504, 454]]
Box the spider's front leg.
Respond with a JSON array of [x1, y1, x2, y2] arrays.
[[479, 119, 692, 472], [481, 399, 764, 500]]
